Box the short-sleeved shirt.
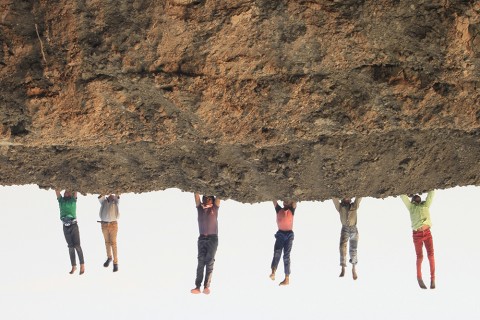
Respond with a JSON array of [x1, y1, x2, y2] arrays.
[[275, 204, 295, 231], [58, 196, 77, 220], [197, 204, 219, 235]]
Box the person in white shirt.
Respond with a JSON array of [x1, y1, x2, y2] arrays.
[[98, 194, 120, 272]]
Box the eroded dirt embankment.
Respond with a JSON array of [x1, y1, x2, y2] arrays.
[[1, 1, 479, 202]]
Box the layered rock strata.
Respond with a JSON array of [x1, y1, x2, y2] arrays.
[[1, 0, 479, 202]]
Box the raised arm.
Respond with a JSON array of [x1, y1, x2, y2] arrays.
[[400, 195, 411, 209], [273, 200, 279, 207], [332, 197, 341, 212], [291, 201, 297, 209], [424, 190, 435, 207], [73, 191, 78, 199], [352, 197, 362, 209], [214, 197, 221, 207], [98, 194, 105, 203], [194, 193, 201, 207], [55, 189, 61, 199]]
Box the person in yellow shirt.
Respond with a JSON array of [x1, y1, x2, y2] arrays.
[[400, 190, 435, 289]]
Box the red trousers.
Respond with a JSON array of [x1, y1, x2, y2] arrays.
[[412, 228, 435, 280]]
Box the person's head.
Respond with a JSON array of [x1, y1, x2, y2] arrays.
[[411, 194, 422, 204], [63, 190, 72, 198], [107, 194, 115, 201], [282, 200, 294, 208], [202, 195, 215, 205], [341, 198, 352, 205]]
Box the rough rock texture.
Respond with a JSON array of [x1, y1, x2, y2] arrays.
[[1, 0, 479, 202]]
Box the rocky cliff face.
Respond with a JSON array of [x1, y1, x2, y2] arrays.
[[1, 0, 479, 202]]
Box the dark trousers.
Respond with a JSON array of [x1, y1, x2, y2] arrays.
[[413, 229, 435, 280], [195, 234, 218, 288], [63, 224, 84, 266], [271, 230, 294, 275]]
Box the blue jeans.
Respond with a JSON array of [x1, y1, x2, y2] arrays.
[[339, 225, 358, 267], [271, 230, 294, 275]]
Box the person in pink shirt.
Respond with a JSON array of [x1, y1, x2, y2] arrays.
[[269, 200, 297, 286], [191, 193, 221, 295]]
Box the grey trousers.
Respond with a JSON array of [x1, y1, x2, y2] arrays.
[[339, 225, 358, 267], [63, 223, 85, 266]]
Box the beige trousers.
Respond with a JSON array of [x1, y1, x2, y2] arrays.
[[101, 222, 118, 264]]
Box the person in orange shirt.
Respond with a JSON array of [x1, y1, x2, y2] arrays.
[[269, 200, 297, 286]]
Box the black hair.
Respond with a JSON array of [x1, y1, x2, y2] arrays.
[[202, 195, 215, 203], [411, 195, 422, 203]]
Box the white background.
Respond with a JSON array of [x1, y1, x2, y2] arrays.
[[0, 185, 478, 319]]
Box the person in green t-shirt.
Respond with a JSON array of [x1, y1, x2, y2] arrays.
[[400, 190, 435, 289], [55, 190, 85, 275]]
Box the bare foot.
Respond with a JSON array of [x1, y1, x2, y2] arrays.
[[352, 266, 358, 280], [430, 279, 436, 289], [269, 268, 276, 280], [417, 278, 427, 289], [203, 287, 211, 295], [190, 287, 201, 294], [79, 264, 85, 275], [69, 266, 77, 274], [339, 266, 345, 277], [279, 276, 289, 286]]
